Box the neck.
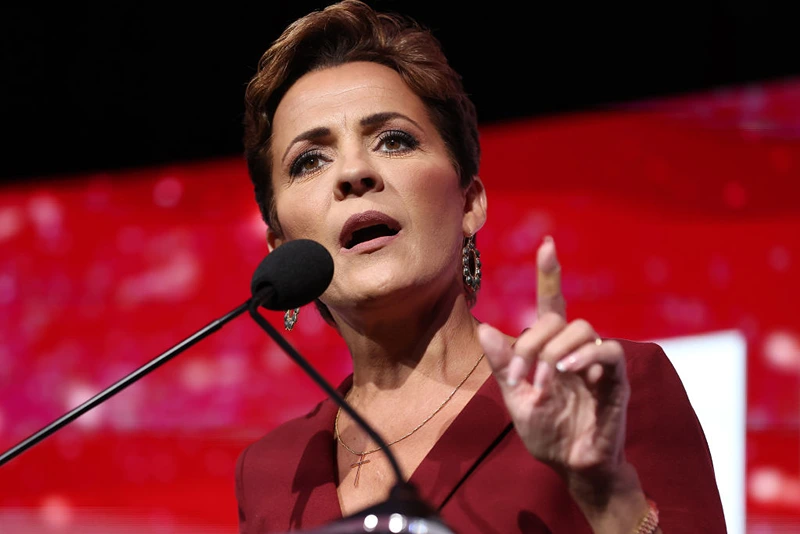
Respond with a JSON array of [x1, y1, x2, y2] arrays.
[[332, 283, 484, 393]]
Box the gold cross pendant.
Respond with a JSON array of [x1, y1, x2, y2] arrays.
[[350, 454, 371, 487]]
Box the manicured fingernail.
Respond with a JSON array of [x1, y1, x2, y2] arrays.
[[556, 354, 577, 372], [506, 355, 526, 387], [532, 360, 552, 391]]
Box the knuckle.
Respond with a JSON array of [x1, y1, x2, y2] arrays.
[[539, 311, 566, 329], [512, 329, 538, 356], [571, 318, 593, 336], [539, 344, 559, 364], [604, 340, 624, 357]]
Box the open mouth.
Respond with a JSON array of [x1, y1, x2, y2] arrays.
[[344, 224, 400, 249], [340, 210, 402, 250]]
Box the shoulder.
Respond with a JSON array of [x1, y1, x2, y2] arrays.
[[613, 337, 666, 363], [235, 375, 353, 532], [611, 337, 695, 411], [607, 337, 699, 432], [234, 393, 344, 533], [612, 337, 679, 383], [237, 395, 333, 472], [612, 338, 728, 531], [234, 395, 336, 525], [235, 372, 352, 480]]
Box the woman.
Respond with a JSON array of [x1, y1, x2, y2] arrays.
[[235, 1, 727, 533]]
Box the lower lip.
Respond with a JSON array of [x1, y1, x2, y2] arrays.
[[340, 232, 400, 254]]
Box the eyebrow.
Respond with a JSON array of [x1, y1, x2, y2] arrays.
[[359, 111, 422, 131], [281, 112, 423, 163], [282, 126, 330, 163]]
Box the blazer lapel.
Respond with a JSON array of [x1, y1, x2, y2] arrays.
[[408, 374, 513, 511], [297, 373, 512, 526], [286, 376, 352, 530]]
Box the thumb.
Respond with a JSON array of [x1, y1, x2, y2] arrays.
[[478, 323, 532, 392]]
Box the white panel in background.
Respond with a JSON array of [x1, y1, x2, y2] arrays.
[[652, 329, 747, 534]]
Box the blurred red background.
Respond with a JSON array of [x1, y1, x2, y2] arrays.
[[1, 79, 798, 533]]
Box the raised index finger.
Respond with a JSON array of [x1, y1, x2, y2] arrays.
[[536, 236, 566, 319]]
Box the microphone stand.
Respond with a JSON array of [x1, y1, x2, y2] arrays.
[[0, 301, 252, 468], [1, 279, 453, 531], [247, 299, 453, 533]]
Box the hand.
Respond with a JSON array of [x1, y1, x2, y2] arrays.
[[477, 236, 631, 487]]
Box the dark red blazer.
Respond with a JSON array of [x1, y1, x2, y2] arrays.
[[235, 339, 728, 533]]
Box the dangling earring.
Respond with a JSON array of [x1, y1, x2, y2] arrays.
[[462, 234, 481, 292], [284, 308, 300, 331]]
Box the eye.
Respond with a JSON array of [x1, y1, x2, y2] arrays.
[[376, 130, 419, 154], [289, 149, 328, 178]]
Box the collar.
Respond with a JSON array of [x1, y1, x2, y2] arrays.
[[302, 370, 513, 520]]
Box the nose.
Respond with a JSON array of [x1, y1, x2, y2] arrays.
[[334, 148, 384, 200]]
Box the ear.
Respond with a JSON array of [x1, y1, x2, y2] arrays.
[[266, 226, 285, 252], [462, 176, 487, 236]]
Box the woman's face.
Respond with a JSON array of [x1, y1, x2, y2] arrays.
[[268, 61, 485, 316]]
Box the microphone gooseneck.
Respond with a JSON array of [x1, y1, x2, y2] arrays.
[[0, 239, 330, 468], [248, 305, 410, 488], [0, 301, 251, 468], [248, 240, 438, 524], [3, 236, 445, 531]]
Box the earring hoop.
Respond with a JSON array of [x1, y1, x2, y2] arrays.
[[462, 235, 481, 292], [284, 308, 300, 331]]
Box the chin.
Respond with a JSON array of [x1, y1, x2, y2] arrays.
[[326, 271, 413, 310]]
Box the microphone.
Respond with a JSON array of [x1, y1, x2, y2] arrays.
[[246, 240, 452, 533], [251, 239, 334, 311]]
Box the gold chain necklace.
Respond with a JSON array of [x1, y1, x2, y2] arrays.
[[334, 352, 485, 487]]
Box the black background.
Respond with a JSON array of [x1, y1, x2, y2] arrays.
[[2, 1, 798, 185]]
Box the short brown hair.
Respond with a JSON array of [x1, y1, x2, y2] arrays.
[[243, 0, 480, 235]]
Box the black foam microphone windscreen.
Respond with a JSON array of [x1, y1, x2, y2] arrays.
[[250, 239, 334, 311]]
